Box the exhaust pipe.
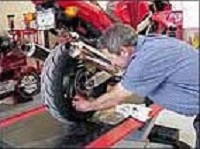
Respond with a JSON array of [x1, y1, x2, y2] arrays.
[[21, 43, 50, 61]]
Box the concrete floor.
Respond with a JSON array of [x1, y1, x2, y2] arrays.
[[0, 95, 42, 119]]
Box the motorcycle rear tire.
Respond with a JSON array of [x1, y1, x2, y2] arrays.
[[41, 44, 94, 124]]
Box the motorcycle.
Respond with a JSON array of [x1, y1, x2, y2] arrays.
[[30, 0, 182, 123]]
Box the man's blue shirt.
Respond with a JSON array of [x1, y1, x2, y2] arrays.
[[121, 35, 199, 116]]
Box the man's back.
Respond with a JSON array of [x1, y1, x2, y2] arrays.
[[121, 35, 199, 116]]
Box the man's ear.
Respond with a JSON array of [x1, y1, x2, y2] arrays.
[[120, 46, 132, 57]]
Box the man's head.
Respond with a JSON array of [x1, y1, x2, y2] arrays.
[[98, 23, 138, 68]]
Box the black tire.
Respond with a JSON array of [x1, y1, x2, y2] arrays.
[[16, 71, 40, 99], [41, 44, 94, 124]]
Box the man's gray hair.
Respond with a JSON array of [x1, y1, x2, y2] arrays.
[[98, 23, 138, 54]]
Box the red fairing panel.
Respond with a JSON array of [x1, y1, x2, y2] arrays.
[[59, 1, 113, 31], [112, 1, 150, 29]]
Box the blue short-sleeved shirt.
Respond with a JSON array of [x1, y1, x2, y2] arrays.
[[121, 35, 199, 116]]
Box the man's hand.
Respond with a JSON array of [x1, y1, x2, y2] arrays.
[[72, 95, 93, 112]]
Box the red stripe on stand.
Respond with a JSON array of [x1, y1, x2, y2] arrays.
[[85, 104, 162, 148], [0, 105, 46, 128]]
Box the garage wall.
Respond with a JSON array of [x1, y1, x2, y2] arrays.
[[171, 1, 199, 28], [170, 1, 199, 48], [0, 1, 35, 36]]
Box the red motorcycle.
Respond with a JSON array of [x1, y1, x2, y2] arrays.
[[0, 37, 40, 102], [30, 0, 183, 123]]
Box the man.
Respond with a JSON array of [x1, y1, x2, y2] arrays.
[[72, 24, 199, 147]]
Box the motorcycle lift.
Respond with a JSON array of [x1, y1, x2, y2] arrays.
[[0, 100, 182, 148]]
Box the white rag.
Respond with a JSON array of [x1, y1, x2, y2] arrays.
[[115, 104, 152, 122]]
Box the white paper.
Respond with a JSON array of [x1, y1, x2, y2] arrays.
[[36, 8, 55, 30], [116, 104, 152, 122]]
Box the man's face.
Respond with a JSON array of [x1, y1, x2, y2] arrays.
[[101, 46, 133, 69]]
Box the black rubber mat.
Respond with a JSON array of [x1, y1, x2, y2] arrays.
[[0, 111, 113, 148]]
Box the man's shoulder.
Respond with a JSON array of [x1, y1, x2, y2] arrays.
[[136, 35, 172, 53], [134, 36, 184, 65], [142, 34, 176, 43], [139, 35, 185, 52]]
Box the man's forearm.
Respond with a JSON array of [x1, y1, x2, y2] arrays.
[[88, 84, 132, 111], [89, 89, 121, 111]]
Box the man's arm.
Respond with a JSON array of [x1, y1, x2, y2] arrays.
[[73, 83, 144, 112], [89, 83, 132, 111]]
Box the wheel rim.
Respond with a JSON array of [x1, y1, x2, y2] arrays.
[[61, 68, 94, 120], [74, 69, 90, 96], [18, 73, 39, 97]]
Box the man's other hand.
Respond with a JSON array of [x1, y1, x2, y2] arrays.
[[72, 95, 93, 112]]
